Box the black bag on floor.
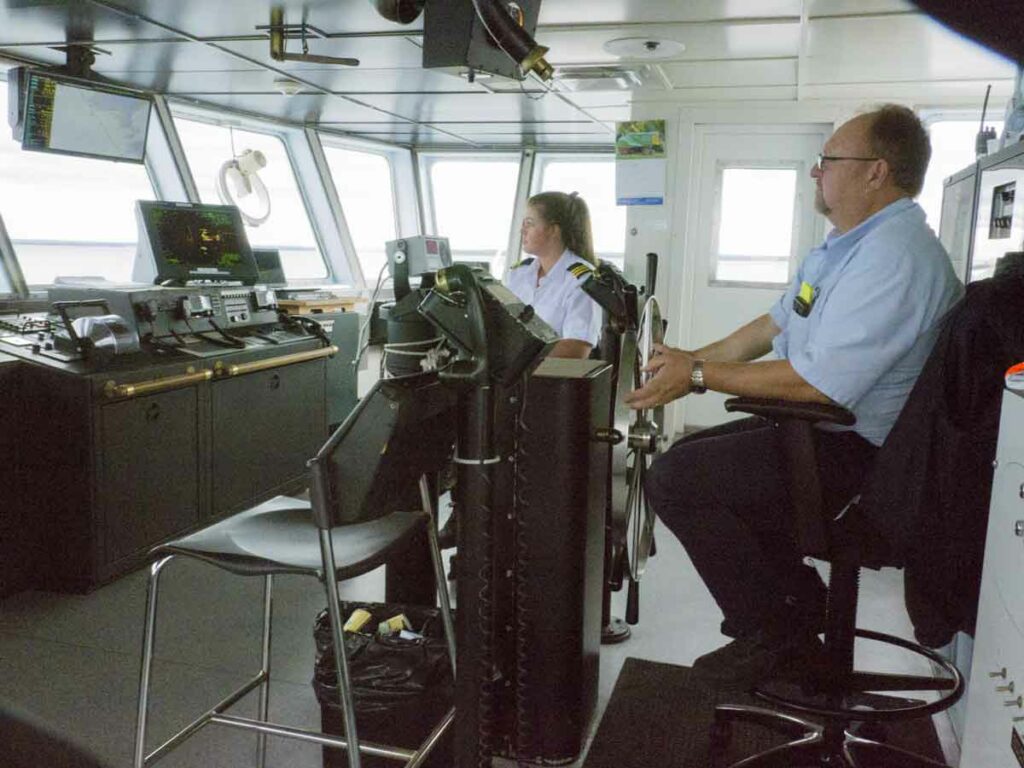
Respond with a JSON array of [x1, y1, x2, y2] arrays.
[[312, 601, 453, 768]]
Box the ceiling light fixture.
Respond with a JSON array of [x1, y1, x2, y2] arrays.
[[272, 77, 303, 96]]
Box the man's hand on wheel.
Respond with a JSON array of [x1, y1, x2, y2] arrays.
[[624, 343, 695, 409]]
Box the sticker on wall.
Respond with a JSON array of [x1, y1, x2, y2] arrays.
[[615, 119, 667, 206]]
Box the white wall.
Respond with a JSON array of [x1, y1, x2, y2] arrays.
[[620, 96, 995, 438]]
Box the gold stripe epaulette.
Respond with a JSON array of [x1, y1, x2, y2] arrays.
[[568, 262, 593, 279]]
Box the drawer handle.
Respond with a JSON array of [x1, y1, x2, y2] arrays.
[[216, 345, 338, 377], [104, 367, 212, 399], [1005, 695, 1023, 708], [997, 682, 1015, 694]]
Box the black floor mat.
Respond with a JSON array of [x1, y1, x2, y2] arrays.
[[582, 657, 946, 768]]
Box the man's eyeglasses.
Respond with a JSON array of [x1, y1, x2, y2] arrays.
[[816, 153, 880, 171]]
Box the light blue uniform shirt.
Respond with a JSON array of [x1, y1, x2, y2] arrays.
[[770, 198, 962, 446], [505, 249, 602, 346]]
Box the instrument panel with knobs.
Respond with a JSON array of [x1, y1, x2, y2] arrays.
[[961, 390, 1024, 768]]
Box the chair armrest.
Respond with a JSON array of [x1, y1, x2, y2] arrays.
[[724, 397, 855, 427]]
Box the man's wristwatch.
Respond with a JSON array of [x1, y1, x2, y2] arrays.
[[689, 359, 707, 394]]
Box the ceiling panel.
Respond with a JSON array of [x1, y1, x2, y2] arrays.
[[0, 0, 164, 45], [213, 35, 424, 71], [332, 128, 478, 146], [540, 21, 800, 66], [806, 0, 917, 18], [805, 15, 1016, 85], [174, 93, 406, 125], [555, 91, 631, 108], [155, 67, 483, 97], [575, 106, 628, 123], [94, 0, 426, 39], [662, 58, 797, 88], [353, 91, 592, 123], [635, 85, 797, 103], [800, 80, 1015, 105], [536, 0, 800, 25]]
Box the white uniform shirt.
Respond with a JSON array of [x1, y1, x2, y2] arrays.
[[505, 249, 602, 346]]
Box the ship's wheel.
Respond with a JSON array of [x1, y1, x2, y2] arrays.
[[609, 295, 665, 624]]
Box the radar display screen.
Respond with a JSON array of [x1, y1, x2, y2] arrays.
[[137, 201, 259, 285]]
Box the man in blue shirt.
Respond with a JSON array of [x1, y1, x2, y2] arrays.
[[626, 105, 961, 687]]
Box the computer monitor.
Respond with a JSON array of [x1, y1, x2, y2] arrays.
[[13, 69, 151, 163], [134, 201, 260, 285], [253, 248, 286, 285]]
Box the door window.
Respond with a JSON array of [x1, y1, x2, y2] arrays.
[[713, 166, 798, 285]]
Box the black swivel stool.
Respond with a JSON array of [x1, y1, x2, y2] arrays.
[[709, 398, 962, 768]]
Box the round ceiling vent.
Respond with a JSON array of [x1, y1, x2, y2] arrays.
[[603, 37, 686, 59]]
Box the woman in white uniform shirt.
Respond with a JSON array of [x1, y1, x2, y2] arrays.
[[506, 191, 603, 359]]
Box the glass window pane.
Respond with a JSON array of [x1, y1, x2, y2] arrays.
[[428, 157, 520, 274], [919, 118, 1003, 232], [173, 117, 328, 279], [321, 144, 396, 282], [537, 156, 625, 269], [715, 167, 797, 284], [0, 79, 155, 285]]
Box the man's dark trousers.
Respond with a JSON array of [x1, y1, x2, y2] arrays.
[[645, 416, 877, 640]]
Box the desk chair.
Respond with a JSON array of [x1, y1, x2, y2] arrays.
[[133, 373, 457, 768], [709, 399, 963, 768]]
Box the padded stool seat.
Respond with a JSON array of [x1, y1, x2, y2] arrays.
[[157, 495, 427, 579]]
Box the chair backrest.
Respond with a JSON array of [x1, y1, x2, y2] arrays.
[[309, 371, 456, 528]]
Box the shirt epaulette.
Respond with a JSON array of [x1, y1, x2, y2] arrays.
[[568, 262, 594, 280], [511, 257, 535, 269]]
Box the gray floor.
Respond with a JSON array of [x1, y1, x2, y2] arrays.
[[0, 504, 961, 768]]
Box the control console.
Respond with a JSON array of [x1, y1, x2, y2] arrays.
[[49, 284, 280, 341]]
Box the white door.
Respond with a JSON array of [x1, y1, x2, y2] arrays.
[[678, 124, 831, 431]]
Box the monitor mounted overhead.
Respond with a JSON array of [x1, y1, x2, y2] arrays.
[[8, 68, 152, 164], [133, 201, 261, 286]]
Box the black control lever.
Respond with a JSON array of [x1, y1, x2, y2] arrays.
[[644, 252, 658, 297]]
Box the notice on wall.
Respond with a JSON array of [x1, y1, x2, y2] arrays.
[[615, 120, 667, 206]]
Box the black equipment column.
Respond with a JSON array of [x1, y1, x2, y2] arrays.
[[418, 265, 557, 767]]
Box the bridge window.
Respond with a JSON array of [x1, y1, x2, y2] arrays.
[[713, 167, 798, 285], [172, 116, 328, 279], [420, 154, 520, 274], [919, 117, 1003, 234], [0, 79, 156, 286], [533, 154, 626, 270], [320, 142, 397, 283]]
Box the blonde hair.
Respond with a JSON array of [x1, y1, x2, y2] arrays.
[[528, 191, 596, 265]]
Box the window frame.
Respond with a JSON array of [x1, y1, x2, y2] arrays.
[[530, 150, 625, 269], [0, 85, 163, 289], [168, 102, 337, 286], [707, 160, 803, 289], [317, 131, 418, 288], [417, 150, 524, 270]]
